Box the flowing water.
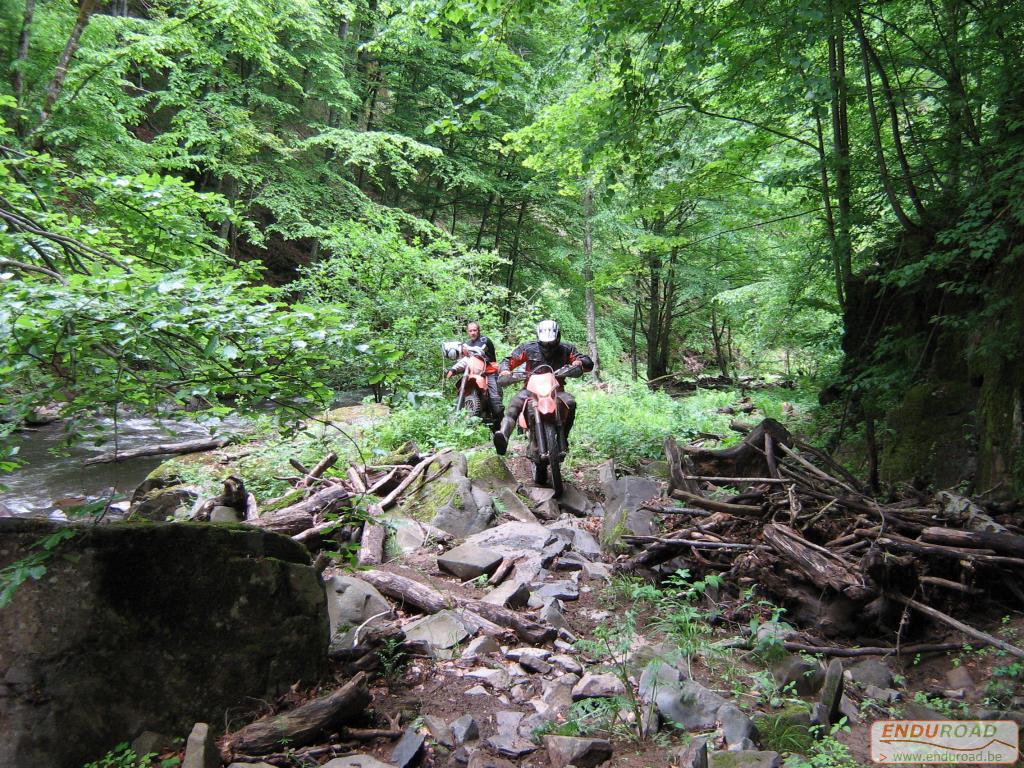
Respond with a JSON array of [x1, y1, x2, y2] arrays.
[[1, 414, 247, 518]]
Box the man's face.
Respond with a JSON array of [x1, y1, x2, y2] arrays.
[[467, 324, 480, 341]]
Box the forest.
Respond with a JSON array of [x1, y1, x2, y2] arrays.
[[1, 1, 1023, 766]]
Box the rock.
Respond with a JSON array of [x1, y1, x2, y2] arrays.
[[541, 599, 572, 631], [466, 667, 510, 690], [863, 685, 900, 703], [467, 752, 518, 768], [182, 723, 219, 768], [771, 654, 825, 696], [466, 453, 517, 492], [518, 655, 552, 674], [550, 654, 583, 675], [465, 685, 491, 696], [846, 659, 893, 689], [656, 680, 727, 730], [494, 487, 539, 524], [600, 476, 658, 552], [554, 526, 603, 560], [677, 737, 710, 768], [326, 575, 393, 641], [483, 578, 531, 608], [131, 731, 176, 760], [462, 636, 501, 658], [487, 711, 536, 757], [639, 660, 684, 701], [464, 522, 566, 564], [556, 485, 596, 517], [544, 736, 613, 768], [431, 478, 496, 538], [390, 728, 425, 768], [228, 763, 275, 768], [438, 544, 504, 581], [573, 673, 626, 699], [0, 518, 327, 768], [543, 674, 579, 715], [423, 715, 455, 748], [507, 646, 552, 662], [812, 659, 845, 727], [450, 715, 480, 745], [838, 694, 860, 724], [708, 751, 781, 768], [534, 497, 561, 520], [719, 704, 758, 751], [553, 551, 587, 571], [209, 505, 243, 523], [403, 610, 470, 649], [581, 561, 612, 582], [131, 485, 200, 521], [531, 579, 580, 602], [900, 701, 946, 720], [324, 756, 398, 768], [525, 486, 557, 505], [946, 666, 975, 691]]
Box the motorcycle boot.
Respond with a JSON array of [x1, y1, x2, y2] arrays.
[[492, 416, 516, 456]]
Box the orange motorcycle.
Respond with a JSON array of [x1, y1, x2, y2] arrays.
[[507, 364, 569, 496], [442, 342, 500, 428]]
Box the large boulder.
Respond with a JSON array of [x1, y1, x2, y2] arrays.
[[0, 518, 329, 768]]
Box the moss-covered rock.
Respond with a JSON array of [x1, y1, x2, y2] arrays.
[[466, 451, 515, 491], [754, 705, 815, 755]]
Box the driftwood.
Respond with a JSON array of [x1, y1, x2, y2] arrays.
[[378, 454, 436, 510], [671, 489, 762, 516], [297, 452, 337, 489], [84, 437, 228, 465], [762, 524, 869, 599], [679, 418, 793, 483], [888, 593, 1024, 659], [252, 484, 351, 531], [220, 672, 370, 758], [357, 521, 386, 566], [247, 508, 315, 536], [919, 526, 1024, 558], [355, 569, 554, 644]]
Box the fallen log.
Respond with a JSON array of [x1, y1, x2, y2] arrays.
[[671, 489, 762, 516], [856, 529, 1024, 567], [680, 418, 793, 481], [249, 484, 351, 535], [84, 437, 228, 465], [378, 454, 436, 510], [919, 526, 1024, 558], [355, 569, 554, 644], [762, 524, 870, 599], [888, 593, 1024, 659], [366, 467, 401, 496], [357, 521, 386, 566], [298, 452, 338, 489], [220, 672, 370, 758]]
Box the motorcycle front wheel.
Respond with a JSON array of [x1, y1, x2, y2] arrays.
[[543, 420, 564, 498], [462, 392, 483, 419]]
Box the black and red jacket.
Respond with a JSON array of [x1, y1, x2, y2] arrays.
[[499, 341, 588, 375]]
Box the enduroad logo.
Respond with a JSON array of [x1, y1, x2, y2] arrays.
[[871, 720, 1019, 764]]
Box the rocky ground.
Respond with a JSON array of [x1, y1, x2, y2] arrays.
[[144, 437, 1021, 768]]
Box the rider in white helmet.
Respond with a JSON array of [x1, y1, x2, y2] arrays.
[[492, 320, 592, 455]]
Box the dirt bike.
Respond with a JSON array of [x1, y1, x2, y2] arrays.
[[441, 341, 500, 428], [505, 364, 572, 497]]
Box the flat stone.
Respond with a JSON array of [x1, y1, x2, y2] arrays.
[[486, 734, 537, 758], [438, 544, 504, 581], [544, 735, 613, 768], [532, 579, 580, 602], [573, 673, 626, 699], [390, 728, 425, 768], [846, 659, 893, 689], [525, 486, 557, 505], [324, 756, 398, 768], [464, 522, 565, 563], [600, 475, 658, 552], [465, 685, 491, 696], [582, 561, 612, 582], [543, 674, 579, 714], [639, 659, 684, 701], [403, 610, 470, 649], [549, 654, 583, 675], [555, 485, 596, 517], [182, 723, 218, 768], [518, 655, 552, 674], [467, 752, 518, 768], [450, 714, 480, 744], [462, 636, 501, 658], [553, 551, 587, 571], [467, 667, 510, 689], [423, 715, 455, 748], [483, 578, 531, 608], [507, 646, 551, 661], [863, 684, 900, 703], [656, 680, 727, 729], [708, 751, 781, 768]]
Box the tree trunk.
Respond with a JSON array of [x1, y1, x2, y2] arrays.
[[828, 0, 853, 287], [582, 186, 601, 380], [11, 0, 36, 114], [38, 0, 97, 129]]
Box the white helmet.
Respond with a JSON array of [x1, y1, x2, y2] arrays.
[[536, 319, 560, 351]]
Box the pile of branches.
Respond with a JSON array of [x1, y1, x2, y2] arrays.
[[623, 419, 1024, 658], [240, 443, 448, 565]]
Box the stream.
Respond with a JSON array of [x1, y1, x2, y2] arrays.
[[1, 415, 248, 518]]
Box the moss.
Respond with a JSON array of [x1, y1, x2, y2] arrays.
[[260, 488, 305, 514], [466, 451, 514, 490], [400, 479, 458, 522]]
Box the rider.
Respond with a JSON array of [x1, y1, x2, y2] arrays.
[[446, 321, 503, 423], [492, 319, 592, 455]]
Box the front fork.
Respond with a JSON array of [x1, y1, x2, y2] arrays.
[[528, 396, 565, 460]]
